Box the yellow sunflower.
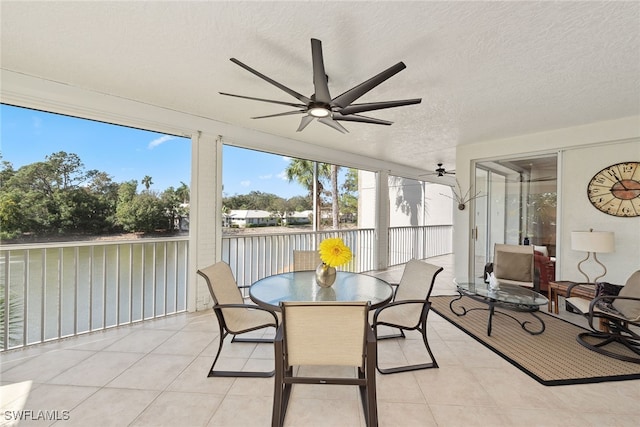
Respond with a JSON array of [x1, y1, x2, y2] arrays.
[[318, 237, 352, 267]]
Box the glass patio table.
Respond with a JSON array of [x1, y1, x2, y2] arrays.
[[249, 271, 393, 311], [451, 281, 548, 336]]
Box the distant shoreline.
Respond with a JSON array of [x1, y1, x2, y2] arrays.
[[1, 224, 358, 245]]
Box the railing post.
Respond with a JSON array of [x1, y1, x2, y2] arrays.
[[375, 170, 390, 270]]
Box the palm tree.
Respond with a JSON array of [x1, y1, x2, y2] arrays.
[[176, 181, 189, 204], [331, 164, 339, 228], [141, 175, 153, 191], [285, 159, 331, 229]]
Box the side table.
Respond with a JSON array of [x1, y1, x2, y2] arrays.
[[547, 281, 595, 314]]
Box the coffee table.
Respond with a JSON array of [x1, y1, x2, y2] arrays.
[[451, 282, 548, 336]]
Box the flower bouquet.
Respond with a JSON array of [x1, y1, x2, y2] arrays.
[[315, 238, 352, 287]]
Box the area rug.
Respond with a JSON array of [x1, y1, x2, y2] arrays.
[[430, 295, 640, 386]]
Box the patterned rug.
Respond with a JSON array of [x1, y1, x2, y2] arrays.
[[430, 295, 640, 386]]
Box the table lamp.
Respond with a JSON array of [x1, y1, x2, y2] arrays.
[[570, 229, 615, 283]]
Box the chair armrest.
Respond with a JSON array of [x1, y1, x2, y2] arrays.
[[372, 299, 428, 324], [388, 282, 399, 300], [213, 303, 279, 327], [566, 282, 595, 298]]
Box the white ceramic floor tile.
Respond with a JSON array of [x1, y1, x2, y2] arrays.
[[106, 353, 193, 390], [103, 329, 175, 353], [47, 351, 144, 387], [130, 391, 222, 426], [61, 387, 160, 426]]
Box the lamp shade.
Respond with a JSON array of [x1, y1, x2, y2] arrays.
[[571, 230, 615, 253]]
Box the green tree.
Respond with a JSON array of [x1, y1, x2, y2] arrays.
[[339, 168, 358, 221], [115, 181, 166, 232]]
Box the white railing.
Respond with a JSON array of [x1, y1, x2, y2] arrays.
[[0, 237, 188, 351], [222, 225, 453, 287], [388, 225, 453, 266], [1, 225, 452, 351]]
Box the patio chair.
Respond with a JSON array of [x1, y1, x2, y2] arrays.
[[566, 270, 640, 364], [491, 244, 539, 292], [372, 259, 443, 374], [272, 301, 377, 427], [292, 250, 322, 271], [197, 262, 279, 377]]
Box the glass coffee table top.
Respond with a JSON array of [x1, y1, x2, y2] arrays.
[[250, 271, 393, 310], [452, 281, 548, 336], [456, 281, 548, 307]]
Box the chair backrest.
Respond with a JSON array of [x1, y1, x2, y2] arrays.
[[197, 261, 244, 312], [281, 301, 369, 368], [293, 250, 322, 271], [493, 244, 535, 286], [393, 259, 443, 320], [613, 270, 640, 322]]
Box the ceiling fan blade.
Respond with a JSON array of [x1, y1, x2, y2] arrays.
[[297, 115, 314, 132], [311, 38, 331, 104], [219, 92, 306, 108], [318, 117, 349, 133], [251, 110, 305, 119], [339, 98, 422, 115], [332, 113, 392, 125], [229, 58, 312, 104], [331, 62, 406, 108]]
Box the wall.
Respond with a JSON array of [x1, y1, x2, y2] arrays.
[[359, 171, 454, 228], [455, 116, 640, 285], [561, 140, 640, 283]]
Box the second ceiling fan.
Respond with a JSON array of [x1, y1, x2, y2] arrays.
[[220, 38, 421, 133]]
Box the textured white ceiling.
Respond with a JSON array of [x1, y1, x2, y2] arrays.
[[1, 1, 639, 176]]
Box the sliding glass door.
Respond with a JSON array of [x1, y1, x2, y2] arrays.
[[472, 154, 557, 280]]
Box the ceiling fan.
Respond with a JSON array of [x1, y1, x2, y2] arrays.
[[220, 38, 422, 134], [420, 163, 456, 178]]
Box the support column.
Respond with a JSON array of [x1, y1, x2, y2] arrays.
[[375, 170, 390, 270], [188, 132, 222, 312]]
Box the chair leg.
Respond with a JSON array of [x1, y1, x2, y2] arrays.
[[577, 331, 640, 364], [376, 321, 438, 374], [272, 340, 284, 427], [208, 327, 275, 377], [366, 341, 378, 427]]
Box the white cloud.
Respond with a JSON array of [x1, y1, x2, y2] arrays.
[[277, 170, 288, 180], [259, 174, 272, 180], [32, 116, 43, 129], [282, 156, 291, 162], [148, 135, 176, 149], [240, 180, 251, 187]]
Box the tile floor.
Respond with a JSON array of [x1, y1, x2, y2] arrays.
[[2, 255, 639, 426]]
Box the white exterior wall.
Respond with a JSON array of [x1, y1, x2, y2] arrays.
[[359, 171, 454, 228]]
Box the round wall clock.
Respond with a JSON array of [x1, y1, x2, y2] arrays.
[[587, 161, 640, 217]]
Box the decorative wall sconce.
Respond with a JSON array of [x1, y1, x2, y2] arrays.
[[441, 180, 485, 210]]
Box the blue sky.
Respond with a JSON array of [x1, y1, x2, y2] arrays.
[[1, 104, 309, 198]]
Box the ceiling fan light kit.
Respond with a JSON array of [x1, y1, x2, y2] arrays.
[[221, 38, 421, 133]]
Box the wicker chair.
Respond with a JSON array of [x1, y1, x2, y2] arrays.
[[372, 259, 443, 374], [566, 270, 640, 364], [272, 301, 377, 427], [197, 262, 279, 377]]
